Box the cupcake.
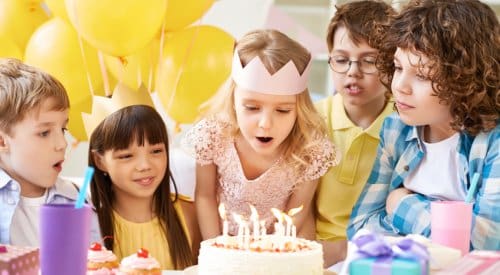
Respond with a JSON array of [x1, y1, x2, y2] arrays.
[[87, 242, 119, 275], [118, 248, 161, 275]]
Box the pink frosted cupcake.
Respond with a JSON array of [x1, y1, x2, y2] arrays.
[[86, 242, 119, 275], [118, 248, 161, 275]]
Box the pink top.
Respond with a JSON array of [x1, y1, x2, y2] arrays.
[[184, 118, 338, 235]]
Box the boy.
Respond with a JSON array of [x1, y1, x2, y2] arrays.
[[314, 0, 396, 266], [0, 58, 99, 245], [348, 0, 499, 251]]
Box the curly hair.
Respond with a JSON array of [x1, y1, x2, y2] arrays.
[[378, 0, 500, 135], [326, 0, 396, 52]]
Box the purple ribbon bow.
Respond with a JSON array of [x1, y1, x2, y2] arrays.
[[351, 232, 429, 275]]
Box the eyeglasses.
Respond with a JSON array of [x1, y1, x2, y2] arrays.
[[328, 55, 378, 74]]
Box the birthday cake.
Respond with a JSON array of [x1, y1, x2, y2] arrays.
[[198, 235, 323, 275]]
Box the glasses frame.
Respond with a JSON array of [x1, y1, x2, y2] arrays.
[[327, 56, 378, 74]]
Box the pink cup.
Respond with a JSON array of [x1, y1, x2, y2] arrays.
[[431, 201, 472, 255]]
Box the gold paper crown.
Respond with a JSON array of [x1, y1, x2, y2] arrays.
[[82, 82, 154, 139]]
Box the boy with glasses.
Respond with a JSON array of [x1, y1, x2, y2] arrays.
[[313, 0, 396, 266]]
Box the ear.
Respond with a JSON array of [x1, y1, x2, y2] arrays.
[[0, 131, 9, 153], [91, 151, 108, 173]]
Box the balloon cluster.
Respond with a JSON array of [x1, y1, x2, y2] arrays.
[[0, 0, 235, 140]]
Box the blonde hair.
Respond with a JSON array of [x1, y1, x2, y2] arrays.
[[201, 29, 329, 170], [0, 58, 69, 135]]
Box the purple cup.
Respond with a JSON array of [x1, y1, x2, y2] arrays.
[[39, 203, 91, 275]]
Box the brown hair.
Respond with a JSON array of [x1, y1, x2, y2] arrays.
[[89, 105, 192, 269], [326, 0, 396, 53], [378, 0, 500, 135], [201, 29, 330, 171], [0, 58, 69, 135]]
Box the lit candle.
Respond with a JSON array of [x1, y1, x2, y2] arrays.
[[260, 220, 266, 236], [271, 208, 284, 236], [243, 222, 250, 249], [249, 205, 259, 240], [287, 205, 303, 239], [218, 203, 229, 237], [233, 213, 244, 248], [283, 214, 292, 237]]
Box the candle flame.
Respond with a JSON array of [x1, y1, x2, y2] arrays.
[[249, 204, 259, 221], [218, 203, 226, 219], [271, 208, 283, 222], [288, 205, 303, 217]]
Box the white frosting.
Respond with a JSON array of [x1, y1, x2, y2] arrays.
[[120, 253, 160, 270], [198, 235, 323, 275], [88, 248, 118, 263]]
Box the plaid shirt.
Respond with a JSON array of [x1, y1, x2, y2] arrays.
[[347, 113, 500, 250]]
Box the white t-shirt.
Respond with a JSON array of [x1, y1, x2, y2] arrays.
[[10, 191, 48, 246], [404, 132, 466, 201]]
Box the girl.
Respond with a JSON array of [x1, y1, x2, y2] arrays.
[[89, 105, 199, 269], [347, 0, 499, 250], [183, 29, 339, 240]]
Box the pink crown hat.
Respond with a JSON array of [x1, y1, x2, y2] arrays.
[[231, 51, 312, 95]]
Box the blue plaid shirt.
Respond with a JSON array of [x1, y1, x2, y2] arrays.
[[347, 113, 500, 250]]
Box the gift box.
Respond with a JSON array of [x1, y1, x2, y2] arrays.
[[0, 245, 39, 275], [348, 232, 429, 275], [436, 250, 500, 275], [385, 234, 462, 270]]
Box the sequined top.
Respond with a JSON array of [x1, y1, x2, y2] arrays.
[[183, 118, 339, 235]]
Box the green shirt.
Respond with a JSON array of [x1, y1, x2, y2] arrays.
[[314, 93, 394, 241]]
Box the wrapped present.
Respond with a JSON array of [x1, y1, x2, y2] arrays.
[[385, 234, 462, 270], [348, 232, 429, 275], [436, 250, 500, 275], [0, 245, 39, 275]]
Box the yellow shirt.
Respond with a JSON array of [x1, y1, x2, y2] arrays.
[[315, 93, 394, 241], [112, 195, 191, 270]]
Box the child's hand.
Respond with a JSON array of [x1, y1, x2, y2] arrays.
[[386, 187, 413, 215]]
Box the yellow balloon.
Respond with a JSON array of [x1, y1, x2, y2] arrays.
[[67, 97, 92, 141], [0, 36, 23, 59], [65, 0, 167, 57], [164, 0, 214, 31], [104, 38, 160, 90], [156, 25, 234, 124], [24, 18, 103, 141], [46, 0, 70, 21], [0, 0, 49, 51]]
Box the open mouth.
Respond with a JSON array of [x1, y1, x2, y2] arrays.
[[256, 137, 273, 143], [53, 160, 63, 171], [345, 84, 362, 95]]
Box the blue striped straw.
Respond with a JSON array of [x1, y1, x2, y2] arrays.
[[465, 172, 480, 203], [75, 166, 95, 209]]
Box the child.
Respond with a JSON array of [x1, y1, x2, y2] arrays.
[[89, 104, 199, 269], [347, 0, 500, 251], [0, 58, 100, 246], [183, 29, 339, 240], [314, 0, 396, 266]]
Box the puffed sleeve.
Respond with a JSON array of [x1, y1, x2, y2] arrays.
[[300, 137, 340, 182], [181, 118, 229, 165]]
